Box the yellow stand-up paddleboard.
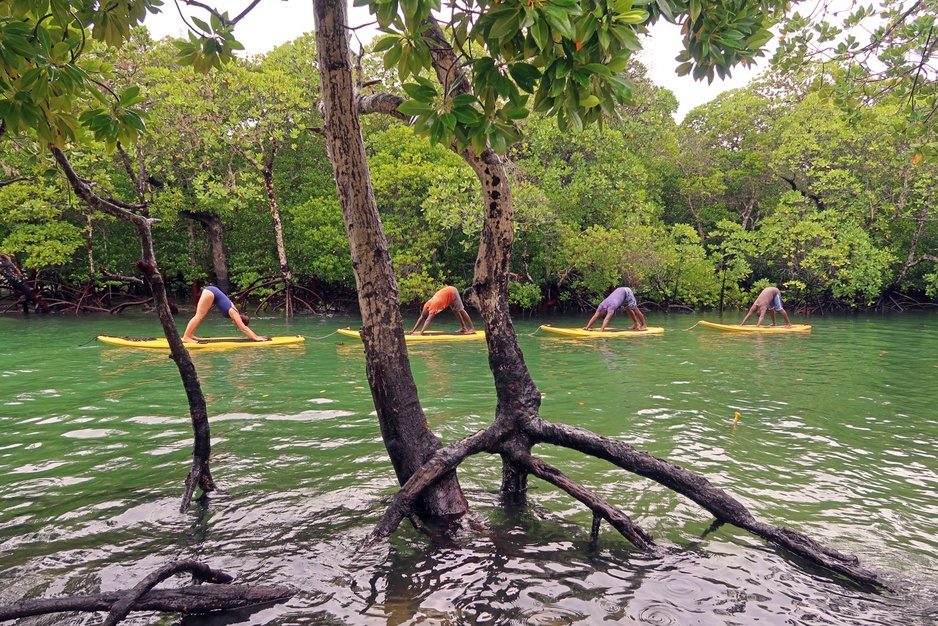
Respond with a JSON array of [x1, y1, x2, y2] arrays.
[[696, 321, 812, 333], [336, 328, 486, 342], [97, 335, 306, 349], [538, 325, 664, 338]]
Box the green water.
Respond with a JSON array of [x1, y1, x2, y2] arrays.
[[1, 311, 936, 625]]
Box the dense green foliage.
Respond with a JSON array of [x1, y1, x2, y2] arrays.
[[2, 1, 937, 313]]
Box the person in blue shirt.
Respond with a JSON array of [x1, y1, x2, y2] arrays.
[[182, 286, 268, 343], [583, 287, 646, 332]]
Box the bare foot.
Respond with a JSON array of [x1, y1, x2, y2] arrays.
[[182, 336, 199, 343]]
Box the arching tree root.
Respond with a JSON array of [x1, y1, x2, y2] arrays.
[[368, 416, 887, 590]]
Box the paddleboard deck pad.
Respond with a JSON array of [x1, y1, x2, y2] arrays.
[[337, 328, 485, 342], [97, 335, 306, 349], [697, 321, 812, 333], [539, 325, 664, 337]]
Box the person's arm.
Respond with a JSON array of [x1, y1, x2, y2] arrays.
[[599, 309, 615, 331], [230, 311, 268, 341], [407, 311, 428, 334], [583, 310, 601, 330], [418, 310, 437, 334], [739, 308, 754, 326]]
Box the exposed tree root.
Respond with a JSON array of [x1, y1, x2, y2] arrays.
[[0, 561, 293, 623], [368, 414, 886, 589], [508, 449, 662, 554]]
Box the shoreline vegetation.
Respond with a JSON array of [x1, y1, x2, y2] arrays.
[[3, 281, 937, 318]]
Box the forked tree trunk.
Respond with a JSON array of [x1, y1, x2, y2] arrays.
[[52, 147, 215, 513], [313, 0, 468, 519], [347, 15, 883, 589], [423, 19, 542, 492]]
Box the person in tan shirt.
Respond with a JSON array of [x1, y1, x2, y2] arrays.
[[740, 286, 792, 328]]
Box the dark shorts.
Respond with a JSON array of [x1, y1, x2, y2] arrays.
[[450, 288, 465, 313], [206, 286, 233, 318]]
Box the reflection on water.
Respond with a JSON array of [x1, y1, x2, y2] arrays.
[[1, 312, 937, 624]]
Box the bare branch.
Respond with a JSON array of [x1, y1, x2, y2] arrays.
[[357, 93, 410, 122], [526, 418, 885, 588], [508, 449, 663, 554], [102, 561, 233, 626]]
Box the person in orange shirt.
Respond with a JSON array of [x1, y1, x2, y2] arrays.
[[407, 286, 477, 335]]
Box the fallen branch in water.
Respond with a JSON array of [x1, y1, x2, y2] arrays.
[[0, 561, 294, 624]]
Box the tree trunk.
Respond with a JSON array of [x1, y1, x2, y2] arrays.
[[263, 165, 294, 318], [422, 18, 544, 489], [0, 253, 51, 313], [313, 0, 468, 519], [52, 147, 215, 513], [182, 210, 231, 294]]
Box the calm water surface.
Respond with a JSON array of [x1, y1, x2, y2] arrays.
[[0, 311, 936, 625]]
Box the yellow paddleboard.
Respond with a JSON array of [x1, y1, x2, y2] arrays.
[[97, 335, 306, 349], [539, 325, 664, 337], [336, 328, 486, 342], [697, 321, 812, 333]]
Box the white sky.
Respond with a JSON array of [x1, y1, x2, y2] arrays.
[[144, 0, 766, 121]]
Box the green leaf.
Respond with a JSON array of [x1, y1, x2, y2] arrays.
[[372, 35, 399, 53], [402, 81, 438, 102], [508, 62, 541, 92], [582, 63, 612, 77], [581, 94, 601, 108], [397, 100, 435, 116], [489, 10, 521, 40], [614, 9, 648, 24], [191, 16, 212, 34], [440, 112, 457, 129]]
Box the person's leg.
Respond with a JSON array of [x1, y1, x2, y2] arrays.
[[779, 308, 792, 327], [629, 306, 646, 330], [456, 310, 476, 333], [183, 290, 215, 341], [769, 309, 777, 326]]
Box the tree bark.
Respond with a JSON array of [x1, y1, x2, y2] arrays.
[[182, 210, 231, 293], [422, 18, 543, 489], [262, 162, 295, 318], [313, 0, 468, 519], [51, 147, 215, 513]]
